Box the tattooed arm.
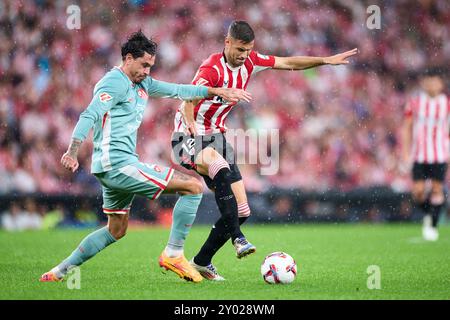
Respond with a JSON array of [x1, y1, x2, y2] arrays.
[[61, 138, 81, 172], [64, 75, 124, 173]]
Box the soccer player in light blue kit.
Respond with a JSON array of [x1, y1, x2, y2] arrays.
[[40, 31, 251, 283]]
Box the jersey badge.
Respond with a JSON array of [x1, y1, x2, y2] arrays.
[[138, 88, 148, 99], [99, 93, 112, 103]]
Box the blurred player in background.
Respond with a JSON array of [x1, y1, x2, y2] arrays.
[[171, 21, 357, 280], [40, 31, 251, 283], [402, 68, 449, 241]]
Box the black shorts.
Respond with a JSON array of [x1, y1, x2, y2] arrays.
[[412, 163, 447, 182], [171, 132, 242, 189]]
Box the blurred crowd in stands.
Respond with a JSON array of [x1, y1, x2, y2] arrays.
[[5, 190, 447, 231], [1, 0, 450, 201], [0, 197, 99, 231]]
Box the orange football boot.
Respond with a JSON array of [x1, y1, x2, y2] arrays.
[[159, 251, 202, 283]]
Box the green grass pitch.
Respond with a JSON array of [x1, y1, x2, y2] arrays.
[[0, 223, 449, 300]]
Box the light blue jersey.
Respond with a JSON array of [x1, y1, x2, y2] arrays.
[[72, 67, 209, 173]]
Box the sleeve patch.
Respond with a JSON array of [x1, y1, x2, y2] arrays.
[[99, 92, 112, 103]]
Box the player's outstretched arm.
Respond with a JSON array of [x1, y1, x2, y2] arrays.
[[61, 138, 81, 173], [179, 87, 252, 136], [207, 87, 252, 103], [273, 48, 358, 70], [146, 78, 250, 103]]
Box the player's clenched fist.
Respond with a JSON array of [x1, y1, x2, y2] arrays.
[[61, 139, 81, 172], [61, 152, 79, 172]]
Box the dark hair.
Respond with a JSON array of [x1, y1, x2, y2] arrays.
[[421, 66, 444, 78], [228, 20, 255, 43], [121, 30, 157, 60]]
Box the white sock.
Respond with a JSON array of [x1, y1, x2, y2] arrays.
[[164, 246, 183, 258]]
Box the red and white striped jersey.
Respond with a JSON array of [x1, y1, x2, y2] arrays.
[[174, 51, 275, 135], [404, 91, 450, 164]]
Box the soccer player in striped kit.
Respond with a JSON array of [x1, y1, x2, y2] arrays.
[[402, 68, 449, 241], [171, 21, 358, 280], [39, 31, 251, 283]]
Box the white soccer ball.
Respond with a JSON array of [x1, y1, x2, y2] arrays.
[[260, 252, 297, 284]]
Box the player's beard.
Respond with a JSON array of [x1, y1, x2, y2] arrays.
[[234, 57, 246, 66], [134, 74, 146, 83]]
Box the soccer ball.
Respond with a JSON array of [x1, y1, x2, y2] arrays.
[[260, 252, 297, 284]]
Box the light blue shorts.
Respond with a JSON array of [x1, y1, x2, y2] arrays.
[[94, 162, 174, 214]]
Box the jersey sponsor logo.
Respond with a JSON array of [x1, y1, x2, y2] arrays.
[[220, 195, 234, 201], [137, 88, 148, 99], [212, 96, 226, 104], [99, 92, 112, 103], [257, 53, 270, 60], [195, 78, 209, 86]]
